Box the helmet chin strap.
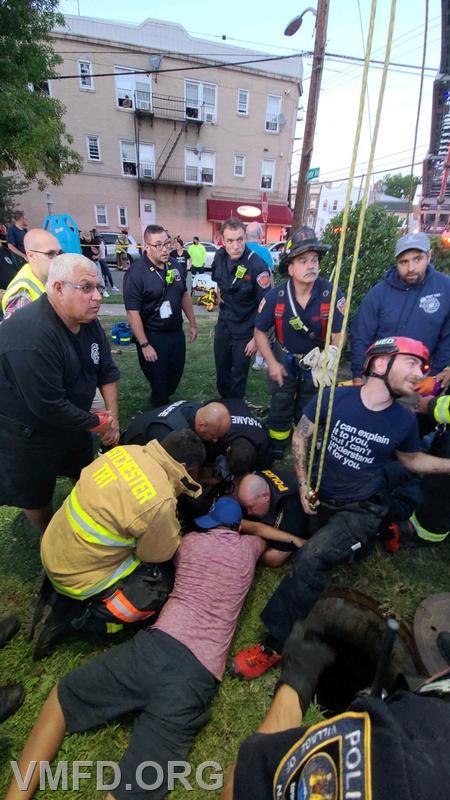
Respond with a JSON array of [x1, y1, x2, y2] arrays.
[[367, 356, 400, 398]]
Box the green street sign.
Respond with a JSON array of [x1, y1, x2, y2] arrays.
[[306, 167, 320, 181]]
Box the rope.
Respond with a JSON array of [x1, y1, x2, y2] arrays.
[[406, 0, 429, 232], [307, 0, 398, 494]]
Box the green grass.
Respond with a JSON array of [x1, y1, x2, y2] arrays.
[[0, 315, 448, 798]]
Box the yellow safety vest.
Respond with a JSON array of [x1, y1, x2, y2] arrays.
[[1, 262, 46, 313], [433, 395, 450, 425], [51, 486, 141, 599]]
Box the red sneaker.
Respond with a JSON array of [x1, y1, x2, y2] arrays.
[[231, 643, 282, 680]]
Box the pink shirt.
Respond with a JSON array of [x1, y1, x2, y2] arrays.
[[154, 529, 264, 680]]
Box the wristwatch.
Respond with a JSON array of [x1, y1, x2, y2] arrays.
[[140, 341, 150, 349]]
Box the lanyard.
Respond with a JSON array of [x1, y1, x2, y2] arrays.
[[286, 279, 310, 333]]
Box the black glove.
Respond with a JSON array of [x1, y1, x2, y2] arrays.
[[276, 622, 336, 713]]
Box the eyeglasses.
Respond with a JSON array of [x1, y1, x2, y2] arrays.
[[29, 249, 63, 259], [61, 280, 105, 295], [145, 240, 171, 251]]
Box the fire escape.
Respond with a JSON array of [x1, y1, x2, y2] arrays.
[[421, 0, 450, 230]]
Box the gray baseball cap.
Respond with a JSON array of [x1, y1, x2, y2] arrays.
[[395, 232, 430, 258]]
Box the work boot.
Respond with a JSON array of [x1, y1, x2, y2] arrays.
[[0, 616, 20, 649], [437, 632, 450, 665], [32, 593, 80, 660], [0, 684, 25, 723], [23, 572, 52, 643], [230, 643, 282, 680]]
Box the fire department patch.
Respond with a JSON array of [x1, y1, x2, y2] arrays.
[[419, 294, 440, 314], [258, 297, 267, 313], [273, 711, 371, 800], [257, 271, 271, 289], [91, 343, 100, 365], [337, 296, 348, 314]]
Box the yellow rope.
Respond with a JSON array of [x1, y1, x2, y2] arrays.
[[307, 0, 398, 493]]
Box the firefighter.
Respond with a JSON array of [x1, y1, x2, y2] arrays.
[[115, 228, 130, 269], [30, 430, 206, 659], [254, 226, 346, 457], [386, 392, 450, 549], [212, 218, 271, 398]]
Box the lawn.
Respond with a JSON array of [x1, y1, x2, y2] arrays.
[[0, 314, 449, 798]]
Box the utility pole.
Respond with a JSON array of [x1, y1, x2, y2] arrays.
[[290, 0, 330, 227]]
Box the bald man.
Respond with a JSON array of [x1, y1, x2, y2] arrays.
[[122, 399, 232, 446], [238, 469, 308, 566], [1, 228, 62, 319]]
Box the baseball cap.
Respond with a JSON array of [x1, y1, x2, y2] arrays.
[[194, 497, 242, 530], [395, 233, 430, 258]]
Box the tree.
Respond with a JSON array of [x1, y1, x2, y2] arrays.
[[0, 0, 82, 189], [320, 203, 400, 314], [0, 176, 29, 224], [380, 173, 421, 199]]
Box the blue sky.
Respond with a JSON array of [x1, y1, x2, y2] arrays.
[[58, 0, 441, 186]]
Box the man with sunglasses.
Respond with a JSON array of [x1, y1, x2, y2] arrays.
[[1, 228, 62, 320], [124, 224, 198, 407], [0, 253, 120, 534]]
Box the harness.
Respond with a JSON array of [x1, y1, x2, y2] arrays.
[[274, 280, 331, 351]]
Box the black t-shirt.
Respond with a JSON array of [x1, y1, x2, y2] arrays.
[[123, 254, 187, 333], [0, 246, 19, 290], [0, 294, 119, 434], [7, 224, 26, 255], [211, 246, 271, 337], [122, 401, 201, 445], [170, 249, 190, 279]]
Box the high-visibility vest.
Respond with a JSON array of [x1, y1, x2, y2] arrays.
[[431, 395, 450, 425], [49, 487, 141, 599], [1, 262, 46, 313]]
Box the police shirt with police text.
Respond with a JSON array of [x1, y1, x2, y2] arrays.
[[123, 254, 187, 332], [256, 277, 345, 354], [304, 386, 420, 502]]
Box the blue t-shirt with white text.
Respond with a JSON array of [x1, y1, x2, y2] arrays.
[[303, 387, 420, 502]]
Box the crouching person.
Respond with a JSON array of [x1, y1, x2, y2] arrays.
[[7, 498, 273, 800], [31, 430, 206, 659]]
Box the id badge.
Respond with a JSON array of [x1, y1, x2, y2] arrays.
[[235, 265, 247, 279], [289, 315, 304, 331], [159, 300, 172, 319]]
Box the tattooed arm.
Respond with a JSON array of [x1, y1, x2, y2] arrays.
[[292, 415, 317, 515]]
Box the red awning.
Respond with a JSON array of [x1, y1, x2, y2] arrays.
[[207, 199, 292, 226]]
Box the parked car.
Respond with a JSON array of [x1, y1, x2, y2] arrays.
[[101, 232, 141, 266], [185, 241, 218, 270], [268, 241, 286, 267]]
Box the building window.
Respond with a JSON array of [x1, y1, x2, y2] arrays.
[[95, 204, 108, 226], [265, 94, 282, 133], [86, 135, 101, 162], [185, 148, 215, 184], [261, 159, 275, 191], [138, 143, 155, 179], [78, 60, 94, 90], [118, 206, 128, 227], [115, 66, 152, 111], [322, 200, 328, 210], [237, 89, 249, 115], [332, 200, 338, 211], [234, 154, 245, 177], [120, 140, 137, 176], [310, 197, 318, 210], [28, 81, 51, 97], [185, 80, 217, 123]]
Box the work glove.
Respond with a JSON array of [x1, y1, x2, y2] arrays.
[[301, 347, 321, 386], [275, 622, 335, 713], [317, 345, 339, 387]]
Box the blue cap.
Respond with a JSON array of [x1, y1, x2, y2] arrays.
[[395, 233, 430, 258], [194, 497, 242, 530]]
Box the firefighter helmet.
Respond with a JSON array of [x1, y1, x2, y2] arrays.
[[279, 226, 330, 274]]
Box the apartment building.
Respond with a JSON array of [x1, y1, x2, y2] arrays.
[[25, 15, 302, 244]]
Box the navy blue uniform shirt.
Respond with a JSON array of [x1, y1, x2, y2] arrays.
[[351, 264, 450, 377], [123, 253, 187, 333], [256, 277, 345, 354], [211, 246, 271, 338], [304, 386, 420, 502]]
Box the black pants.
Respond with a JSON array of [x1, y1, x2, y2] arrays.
[[99, 259, 114, 288], [260, 499, 387, 649], [137, 328, 186, 407], [268, 369, 317, 445], [214, 322, 251, 398]]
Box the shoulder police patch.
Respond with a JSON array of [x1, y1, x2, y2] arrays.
[[257, 271, 271, 289], [273, 711, 371, 800]]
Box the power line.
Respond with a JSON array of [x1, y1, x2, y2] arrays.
[[291, 159, 425, 184]]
